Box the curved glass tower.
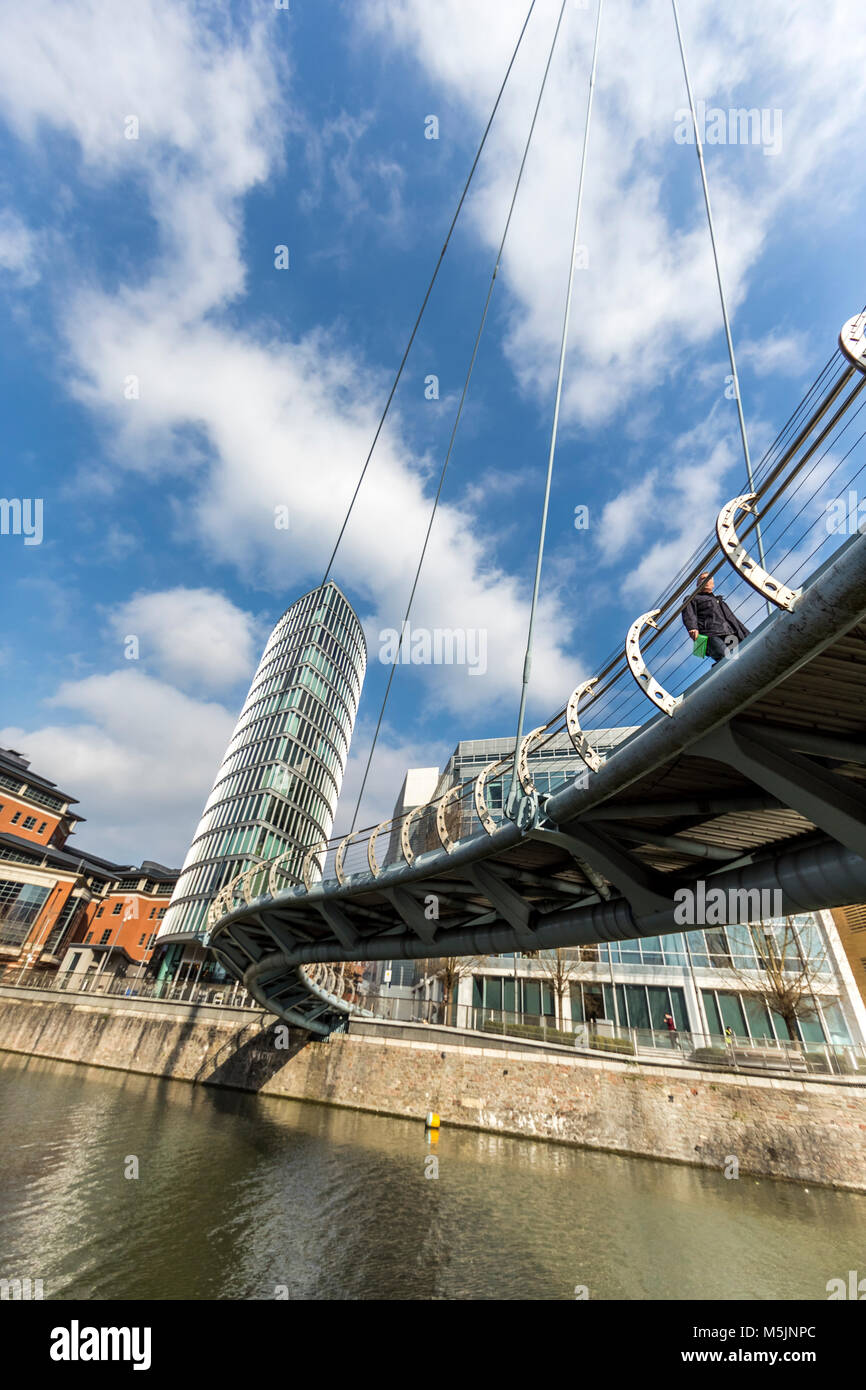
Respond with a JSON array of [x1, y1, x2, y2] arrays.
[[157, 582, 366, 943]]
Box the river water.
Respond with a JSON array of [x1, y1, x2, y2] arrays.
[[1, 1051, 864, 1301]]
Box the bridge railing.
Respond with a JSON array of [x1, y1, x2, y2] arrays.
[[0, 964, 260, 1010], [207, 329, 866, 928]]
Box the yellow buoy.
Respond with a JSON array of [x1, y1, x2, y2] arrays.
[[425, 1111, 441, 1129]]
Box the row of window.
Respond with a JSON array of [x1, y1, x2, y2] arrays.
[[95, 903, 167, 920], [309, 587, 367, 660], [263, 590, 365, 677], [473, 975, 851, 1047], [298, 641, 360, 712], [0, 772, 65, 812], [17, 784, 65, 812], [192, 777, 332, 849], [1, 807, 49, 834], [306, 624, 364, 695], [182, 803, 321, 877], [256, 614, 362, 714], [212, 735, 340, 812], [110, 877, 172, 895], [203, 759, 338, 827], [170, 831, 302, 903], [250, 636, 360, 726], [84, 928, 158, 950], [604, 922, 832, 974], [224, 708, 343, 781], [242, 658, 356, 738], [230, 681, 350, 768]]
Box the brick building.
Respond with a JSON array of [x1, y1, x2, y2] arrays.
[[0, 747, 178, 979]]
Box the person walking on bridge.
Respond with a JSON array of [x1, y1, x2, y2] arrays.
[[681, 571, 748, 662]]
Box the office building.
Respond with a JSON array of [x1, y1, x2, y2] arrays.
[[156, 582, 366, 966]]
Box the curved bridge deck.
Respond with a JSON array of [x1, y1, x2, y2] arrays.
[[210, 530, 866, 1030]]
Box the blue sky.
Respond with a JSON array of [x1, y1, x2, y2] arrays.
[[0, 0, 864, 865]]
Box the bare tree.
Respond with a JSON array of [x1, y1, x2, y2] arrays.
[[725, 919, 827, 1043], [418, 955, 485, 1024], [533, 947, 598, 1028]]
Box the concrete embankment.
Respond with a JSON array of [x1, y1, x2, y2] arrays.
[[2, 985, 866, 1191]]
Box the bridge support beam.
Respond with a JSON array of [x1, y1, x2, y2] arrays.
[[315, 901, 361, 951], [382, 887, 438, 944], [528, 824, 671, 916], [467, 863, 536, 947], [695, 723, 866, 859]]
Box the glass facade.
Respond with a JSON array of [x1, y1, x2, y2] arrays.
[[157, 582, 366, 942], [0, 878, 50, 947], [461, 914, 857, 1049]]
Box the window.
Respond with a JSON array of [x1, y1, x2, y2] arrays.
[[741, 995, 774, 1040], [718, 992, 747, 1038], [96, 906, 104, 917], [0, 879, 50, 947], [822, 1001, 852, 1045], [37, 822, 47, 835], [157, 908, 166, 918], [704, 928, 732, 967], [149, 908, 156, 918], [22, 816, 37, 830], [138, 933, 146, 946], [624, 985, 651, 1030], [100, 930, 111, 944], [85, 932, 93, 943], [10, 811, 21, 824], [111, 903, 122, 915]]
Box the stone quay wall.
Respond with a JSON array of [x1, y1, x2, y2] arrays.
[[1, 986, 865, 1190]]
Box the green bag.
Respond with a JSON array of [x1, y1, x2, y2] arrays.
[[693, 633, 709, 658]]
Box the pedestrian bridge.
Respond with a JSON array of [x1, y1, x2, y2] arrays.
[[207, 320, 866, 1031]]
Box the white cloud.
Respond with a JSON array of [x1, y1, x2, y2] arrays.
[[109, 587, 268, 695], [739, 332, 811, 377], [0, 670, 237, 865], [597, 409, 739, 600], [0, 208, 39, 285], [357, 0, 866, 426], [0, 0, 578, 723], [2, 0, 863, 863]]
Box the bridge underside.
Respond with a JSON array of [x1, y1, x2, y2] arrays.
[[209, 533, 866, 1032]]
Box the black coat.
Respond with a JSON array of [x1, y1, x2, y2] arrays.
[[681, 590, 748, 640]]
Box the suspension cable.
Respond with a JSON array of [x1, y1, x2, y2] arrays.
[[671, 0, 770, 608], [508, 0, 604, 806], [319, 0, 540, 590], [349, 0, 572, 833]]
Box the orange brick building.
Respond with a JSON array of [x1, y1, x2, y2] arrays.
[[0, 747, 178, 978]]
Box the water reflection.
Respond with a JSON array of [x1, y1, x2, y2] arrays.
[[1, 1052, 862, 1300]]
